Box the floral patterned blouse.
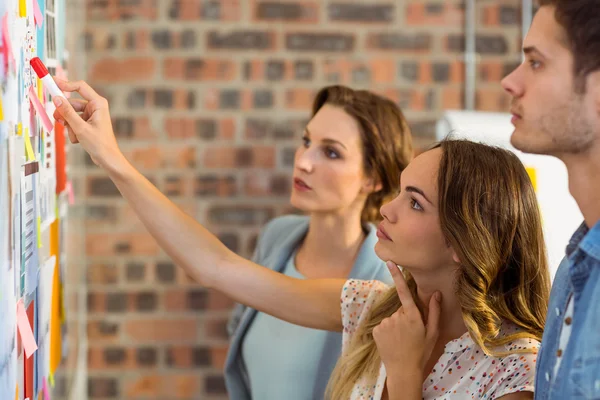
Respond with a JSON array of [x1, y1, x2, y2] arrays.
[[341, 279, 538, 400]]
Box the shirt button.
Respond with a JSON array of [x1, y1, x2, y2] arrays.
[[555, 307, 560, 316], [565, 317, 572, 325], [556, 349, 563, 357], [545, 372, 550, 382]]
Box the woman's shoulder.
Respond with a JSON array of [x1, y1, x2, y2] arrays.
[[340, 279, 391, 337], [255, 214, 309, 253]]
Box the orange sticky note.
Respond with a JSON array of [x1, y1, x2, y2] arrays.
[[17, 299, 38, 359]]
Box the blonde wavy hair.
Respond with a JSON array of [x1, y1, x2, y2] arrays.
[[326, 139, 551, 399]]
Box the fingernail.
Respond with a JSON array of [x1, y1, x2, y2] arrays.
[[386, 261, 395, 271], [435, 292, 442, 302], [53, 97, 63, 107]]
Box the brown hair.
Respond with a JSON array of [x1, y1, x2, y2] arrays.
[[327, 139, 550, 399], [311, 85, 413, 224], [538, 0, 600, 92]]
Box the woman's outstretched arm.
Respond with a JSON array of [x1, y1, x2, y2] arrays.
[[52, 79, 345, 332]]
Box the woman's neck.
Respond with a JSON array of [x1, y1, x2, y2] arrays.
[[295, 211, 367, 277], [412, 269, 467, 343]]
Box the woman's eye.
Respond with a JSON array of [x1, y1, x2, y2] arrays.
[[325, 147, 339, 159], [410, 198, 423, 211], [302, 136, 310, 147], [529, 59, 542, 70]]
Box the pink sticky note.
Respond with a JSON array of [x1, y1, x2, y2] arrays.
[[42, 379, 50, 400], [66, 181, 74, 204], [33, 0, 44, 27], [16, 300, 38, 359], [2, 14, 15, 72], [29, 86, 54, 133]]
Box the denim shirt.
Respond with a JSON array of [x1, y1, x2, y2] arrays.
[[535, 221, 600, 400]]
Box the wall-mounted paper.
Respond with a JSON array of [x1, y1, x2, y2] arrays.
[[21, 162, 39, 296]]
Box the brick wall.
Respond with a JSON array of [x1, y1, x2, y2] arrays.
[[76, 0, 525, 398]]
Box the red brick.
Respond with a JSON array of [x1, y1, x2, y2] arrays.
[[86, 233, 160, 257], [479, 61, 505, 82], [285, 88, 316, 109], [163, 58, 236, 81], [253, 0, 319, 23], [88, 0, 158, 21], [171, 0, 241, 21], [476, 87, 511, 112], [208, 289, 235, 310], [87, 263, 119, 285], [164, 289, 187, 311], [211, 346, 229, 370], [122, 29, 151, 51], [204, 146, 275, 168], [87, 320, 121, 343], [405, 2, 463, 26], [442, 87, 464, 109], [88, 347, 135, 370], [123, 374, 163, 399], [124, 318, 198, 342], [90, 57, 155, 82]]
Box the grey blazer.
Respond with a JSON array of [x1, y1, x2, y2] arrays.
[[224, 215, 393, 399]]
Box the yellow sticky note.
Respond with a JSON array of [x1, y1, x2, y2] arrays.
[[0, 97, 3, 122], [37, 217, 42, 248], [526, 167, 537, 192], [49, 373, 55, 388], [37, 78, 43, 102], [19, 0, 27, 17], [24, 128, 35, 161], [17, 123, 22, 136]]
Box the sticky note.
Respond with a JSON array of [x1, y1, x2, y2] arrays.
[[24, 129, 35, 161], [17, 299, 38, 358], [42, 379, 50, 400], [0, 96, 3, 121], [526, 167, 537, 192], [29, 86, 54, 133], [2, 14, 16, 72], [49, 374, 55, 388], [17, 123, 23, 136], [37, 78, 43, 102], [33, 0, 44, 27], [19, 0, 27, 17], [15, 385, 18, 400], [37, 217, 42, 248]]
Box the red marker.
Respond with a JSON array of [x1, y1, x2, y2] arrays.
[[30, 57, 64, 98]]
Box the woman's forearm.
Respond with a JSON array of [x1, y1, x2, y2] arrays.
[[101, 154, 344, 331]]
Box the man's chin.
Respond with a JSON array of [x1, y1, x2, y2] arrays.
[[510, 128, 547, 155]]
